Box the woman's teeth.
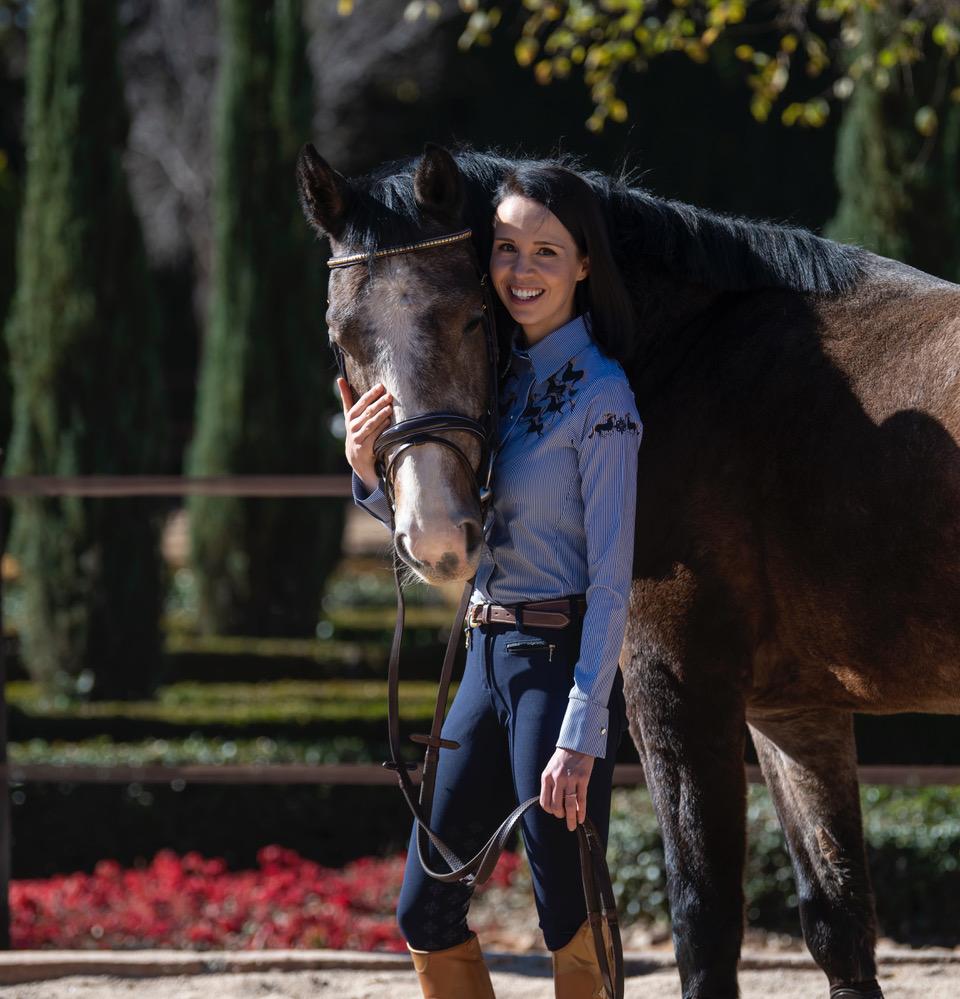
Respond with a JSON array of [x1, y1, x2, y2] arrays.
[[511, 287, 543, 301]]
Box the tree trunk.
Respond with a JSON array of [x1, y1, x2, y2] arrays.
[[4, 0, 168, 698], [186, 0, 343, 637]]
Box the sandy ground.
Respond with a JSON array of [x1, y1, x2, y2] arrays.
[[0, 957, 957, 999]]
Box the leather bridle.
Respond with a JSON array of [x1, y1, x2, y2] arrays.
[[328, 228, 500, 523], [328, 228, 623, 999]]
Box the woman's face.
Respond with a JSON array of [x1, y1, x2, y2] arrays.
[[490, 194, 589, 342]]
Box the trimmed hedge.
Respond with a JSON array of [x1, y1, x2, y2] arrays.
[[7, 679, 444, 759], [11, 735, 373, 767], [6, 678, 642, 766], [8, 780, 958, 943], [10, 774, 413, 880], [607, 785, 960, 945]]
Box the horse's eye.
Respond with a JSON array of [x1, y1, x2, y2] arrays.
[[464, 314, 483, 334]]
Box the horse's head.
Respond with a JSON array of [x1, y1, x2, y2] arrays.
[[297, 144, 494, 585]]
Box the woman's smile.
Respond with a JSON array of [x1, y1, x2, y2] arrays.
[[509, 286, 545, 303]]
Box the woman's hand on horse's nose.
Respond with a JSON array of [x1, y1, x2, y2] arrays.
[[339, 378, 392, 490]]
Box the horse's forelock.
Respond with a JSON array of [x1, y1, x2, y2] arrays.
[[338, 190, 423, 254]]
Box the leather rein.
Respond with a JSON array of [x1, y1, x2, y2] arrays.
[[328, 228, 623, 998]]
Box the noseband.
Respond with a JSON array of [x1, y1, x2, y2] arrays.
[[328, 228, 500, 528]]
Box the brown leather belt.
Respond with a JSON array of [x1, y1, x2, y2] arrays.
[[467, 595, 587, 630]]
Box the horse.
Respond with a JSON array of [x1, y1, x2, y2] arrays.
[[297, 143, 960, 999]]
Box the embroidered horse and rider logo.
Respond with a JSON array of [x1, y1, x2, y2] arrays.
[[588, 412, 641, 439]]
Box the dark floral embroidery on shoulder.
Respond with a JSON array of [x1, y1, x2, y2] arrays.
[[521, 358, 585, 436], [587, 412, 641, 439]]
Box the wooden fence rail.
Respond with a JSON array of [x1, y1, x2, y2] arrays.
[[5, 763, 960, 787], [0, 474, 353, 498]]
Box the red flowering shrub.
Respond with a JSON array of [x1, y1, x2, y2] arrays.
[[11, 846, 522, 952]]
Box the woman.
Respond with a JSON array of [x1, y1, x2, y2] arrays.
[[342, 164, 641, 999]]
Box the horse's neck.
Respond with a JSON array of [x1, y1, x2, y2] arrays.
[[620, 259, 729, 390], [595, 179, 862, 391]]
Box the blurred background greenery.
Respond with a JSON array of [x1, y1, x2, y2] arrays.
[[0, 0, 958, 944]]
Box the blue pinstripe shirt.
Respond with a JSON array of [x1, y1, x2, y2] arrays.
[[353, 314, 642, 758]]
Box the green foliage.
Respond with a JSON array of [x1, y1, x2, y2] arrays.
[[3, 0, 167, 698], [825, 5, 960, 278], [860, 785, 960, 943], [0, 0, 25, 462], [186, 0, 343, 638], [608, 784, 960, 941], [8, 678, 444, 725], [6, 676, 444, 755], [416, 1, 960, 134], [11, 734, 372, 767], [9, 781, 414, 877], [320, 567, 449, 611], [165, 630, 389, 660], [166, 565, 454, 638], [0, 145, 19, 457]]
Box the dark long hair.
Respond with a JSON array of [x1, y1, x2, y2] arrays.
[[494, 164, 637, 364]]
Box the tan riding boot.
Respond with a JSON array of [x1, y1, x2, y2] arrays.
[[551, 919, 611, 999], [407, 931, 496, 998]]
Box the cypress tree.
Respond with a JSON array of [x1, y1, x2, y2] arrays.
[[4, 0, 168, 697], [826, 8, 960, 279], [186, 0, 342, 637]]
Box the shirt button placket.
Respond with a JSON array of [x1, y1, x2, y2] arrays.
[[500, 364, 535, 450]]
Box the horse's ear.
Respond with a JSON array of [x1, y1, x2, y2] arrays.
[[414, 144, 463, 225], [296, 143, 352, 240]]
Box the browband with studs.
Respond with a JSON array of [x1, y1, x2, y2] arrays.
[[327, 228, 473, 269]]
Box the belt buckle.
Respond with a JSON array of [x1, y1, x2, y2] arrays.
[[467, 603, 484, 628]]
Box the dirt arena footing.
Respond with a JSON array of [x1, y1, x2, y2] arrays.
[[0, 946, 956, 983]]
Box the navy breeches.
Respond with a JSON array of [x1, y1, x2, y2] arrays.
[[395, 616, 626, 952]]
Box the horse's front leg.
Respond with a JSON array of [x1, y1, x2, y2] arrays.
[[622, 574, 749, 999]]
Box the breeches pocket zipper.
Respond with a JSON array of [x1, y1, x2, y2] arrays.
[[505, 639, 556, 662]]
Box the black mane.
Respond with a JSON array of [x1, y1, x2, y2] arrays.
[[593, 172, 865, 294], [341, 149, 865, 296]]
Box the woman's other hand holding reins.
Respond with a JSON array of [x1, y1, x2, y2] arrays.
[[338, 377, 393, 494], [541, 747, 595, 832]]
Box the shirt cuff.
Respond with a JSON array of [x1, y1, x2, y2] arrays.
[[351, 470, 391, 526], [556, 696, 611, 759]]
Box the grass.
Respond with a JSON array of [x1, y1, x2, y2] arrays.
[[9, 734, 374, 766]]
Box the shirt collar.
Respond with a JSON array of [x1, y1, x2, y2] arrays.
[[512, 313, 592, 383]]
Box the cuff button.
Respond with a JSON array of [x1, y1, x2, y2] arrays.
[[600, 726, 607, 735]]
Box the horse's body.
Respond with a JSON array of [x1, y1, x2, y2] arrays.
[[297, 145, 960, 999]]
